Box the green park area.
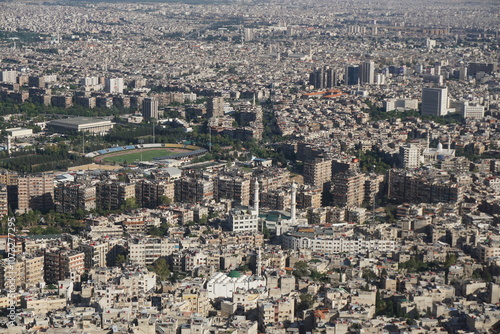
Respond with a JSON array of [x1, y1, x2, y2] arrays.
[[100, 149, 178, 164]]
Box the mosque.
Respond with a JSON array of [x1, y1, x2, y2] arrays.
[[422, 133, 455, 162]]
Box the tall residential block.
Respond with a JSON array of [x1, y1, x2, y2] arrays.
[[399, 144, 422, 169], [54, 182, 96, 213], [303, 159, 332, 188], [214, 176, 251, 206], [174, 176, 214, 204], [104, 77, 124, 94], [17, 175, 54, 214], [44, 249, 85, 284], [135, 180, 175, 208], [345, 65, 360, 85], [207, 97, 224, 118], [96, 181, 135, 210], [142, 97, 160, 120], [309, 67, 337, 89], [0, 254, 44, 289], [332, 172, 365, 207], [0, 185, 8, 218]]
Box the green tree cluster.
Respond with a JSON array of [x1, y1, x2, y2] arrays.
[[147, 258, 171, 283]]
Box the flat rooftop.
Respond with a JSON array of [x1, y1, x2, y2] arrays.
[[49, 117, 112, 126]]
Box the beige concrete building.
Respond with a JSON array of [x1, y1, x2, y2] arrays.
[[54, 182, 96, 213], [332, 172, 365, 207], [303, 158, 332, 188], [17, 175, 54, 214], [96, 181, 135, 210], [44, 249, 85, 284], [0, 254, 44, 289]]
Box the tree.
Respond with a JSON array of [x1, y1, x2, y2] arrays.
[[262, 223, 271, 239], [121, 197, 138, 210], [297, 293, 314, 311], [147, 258, 171, 282], [116, 254, 127, 266], [197, 214, 208, 225], [445, 253, 457, 266], [293, 261, 309, 278], [158, 195, 172, 206], [362, 269, 378, 280]]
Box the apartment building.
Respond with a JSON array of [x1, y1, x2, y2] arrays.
[[215, 175, 251, 206], [44, 249, 85, 284], [303, 158, 332, 188], [387, 169, 463, 204], [0, 254, 44, 289], [96, 181, 135, 210], [17, 175, 54, 213], [174, 176, 213, 204], [129, 237, 178, 266], [258, 297, 295, 329], [0, 184, 7, 218], [135, 179, 175, 209], [54, 182, 96, 213], [332, 172, 365, 207]]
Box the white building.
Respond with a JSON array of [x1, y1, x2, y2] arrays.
[[282, 233, 396, 254], [400, 143, 422, 169], [105, 77, 124, 94], [0, 70, 17, 84], [229, 207, 259, 232], [463, 103, 485, 119], [205, 271, 266, 299], [426, 38, 436, 49], [129, 237, 178, 266], [5, 127, 33, 138], [384, 98, 419, 112]]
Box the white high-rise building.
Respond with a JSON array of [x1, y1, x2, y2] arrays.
[[105, 78, 124, 94], [0, 70, 17, 84], [400, 144, 422, 169], [421, 86, 448, 116], [244, 28, 255, 42], [361, 61, 375, 84], [80, 76, 99, 87], [426, 38, 436, 49]]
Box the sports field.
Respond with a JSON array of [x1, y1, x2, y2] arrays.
[[99, 148, 183, 164]]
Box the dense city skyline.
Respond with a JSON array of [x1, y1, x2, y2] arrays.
[[0, 0, 498, 332]]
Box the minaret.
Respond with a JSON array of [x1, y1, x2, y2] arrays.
[[291, 182, 297, 223], [427, 131, 430, 149], [448, 134, 451, 150], [256, 247, 262, 277], [6, 135, 11, 157], [254, 178, 259, 215]]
